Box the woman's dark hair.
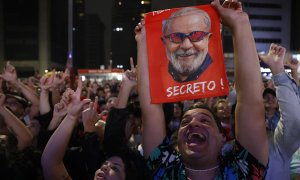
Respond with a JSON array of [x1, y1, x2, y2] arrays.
[[184, 103, 224, 133], [107, 149, 149, 180], [0, 135, 43, 179], [175, 102, 184, 111], [127, 101, 141, 119]]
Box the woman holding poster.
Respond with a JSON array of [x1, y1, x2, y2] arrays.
[[136, 0, 268, 179]]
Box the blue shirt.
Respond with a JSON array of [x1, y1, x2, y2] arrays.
[[265, 111, 280, 132], [266, 72, 300, 180]]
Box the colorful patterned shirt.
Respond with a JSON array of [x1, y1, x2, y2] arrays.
[[147, 137, 267, 180]]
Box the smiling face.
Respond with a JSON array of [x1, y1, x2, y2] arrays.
[[94, 156, 126, 180], [263, 93, 278, 110], [163, 11, 211, 79], [177, 108, 225, 168], [215, 100, 231, 123]]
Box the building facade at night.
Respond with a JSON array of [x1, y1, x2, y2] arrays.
[[0, 0, 299, 77], [152, 0, 296, 79], [110, 0, 151, 70], [0, 0, 105, 77]]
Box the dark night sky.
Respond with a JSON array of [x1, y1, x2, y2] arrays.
[[85, 1, 114, 63], [85, 0, 300, 64]]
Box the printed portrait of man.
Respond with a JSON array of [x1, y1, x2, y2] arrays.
[[161, 7, 212, 83]]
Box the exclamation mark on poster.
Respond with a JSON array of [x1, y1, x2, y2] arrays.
[[220, 78, 224, 90]]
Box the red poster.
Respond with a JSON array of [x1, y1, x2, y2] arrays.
[[145, 5, 229, 103]]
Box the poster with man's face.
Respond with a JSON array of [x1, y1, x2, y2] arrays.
[[145, 5, 229, 103]]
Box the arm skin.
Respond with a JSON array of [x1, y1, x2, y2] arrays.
[[103, 58, 138, 154], [212, 0, 268, 165], [14, 81, 40, 119], [0, 62, 40, 119], [115, 57, 137, 109], [136, 0, 268, 165], [285, 55, 299, 85], [39, 74, 54, 115], [82, 97, 99, 133], [47, 102, 67, 131], [40, 70, 68, 115], [41, 79, 91, 180], [51, 70, 68, 107], [135, 20, 166, 158], [0, 93, 33, 151]]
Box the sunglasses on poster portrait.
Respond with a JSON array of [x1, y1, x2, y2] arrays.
[[162, 31, 211, 44]]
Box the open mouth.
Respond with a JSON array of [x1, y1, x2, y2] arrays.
[[95, 172, 105, 180], [186, 132, 206, 145]]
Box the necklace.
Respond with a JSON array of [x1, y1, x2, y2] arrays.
[[185, 165, 219, 172]]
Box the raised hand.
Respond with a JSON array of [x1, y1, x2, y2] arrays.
[[285, 56, 299, 72], [285, 54, 299, 84], [27, 76, 38, 89], [47, 102, 68, 130], [115, 57, 138, 109], [41, 80, 90, 180], [53, 70, 69, 87], [0, 61, 18, 84], [40, 72, 55, 90], [61, 88, 74, 105], [259, 43, 286, 75], [82, 96, 99, 132], [135, 19, 146, 43], [123, 57, 137, 88], [54, 102, 68, 118], [211, 0, 247, 30], [65, 78, 91, 118]]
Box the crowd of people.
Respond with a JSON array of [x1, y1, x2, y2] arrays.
[[0, 0, 300, 179]]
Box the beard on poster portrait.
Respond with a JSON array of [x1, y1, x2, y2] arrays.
[[166, 79, 225, 97]]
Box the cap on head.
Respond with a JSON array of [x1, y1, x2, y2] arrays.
[[5, 91, 29, 109], [263, 88, 276, 98]]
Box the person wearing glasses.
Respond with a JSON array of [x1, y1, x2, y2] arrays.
[[161, 7, 212, 83]]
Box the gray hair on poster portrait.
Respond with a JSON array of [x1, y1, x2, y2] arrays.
[[161, 7, 213, 83]]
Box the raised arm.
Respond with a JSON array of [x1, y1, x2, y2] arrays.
[[103, 58, 138, 153], [260, 43, 300, 156], [41, 79, 91, 180], [81, 96, 99, 133], [47, 102, 67, 131], [0, 61, 40, 119], [39, 73, 55, 115], [115, 57, 137, 108], [135, 20, 166, 158], [0, 93, 33, 150], [285, 55, 299, 85], [212, 0, 268, 165]]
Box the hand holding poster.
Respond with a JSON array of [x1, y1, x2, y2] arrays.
[[145, 5, 229, 103]]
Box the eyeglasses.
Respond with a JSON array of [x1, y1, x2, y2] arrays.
[[164, 31, 210, 44]]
